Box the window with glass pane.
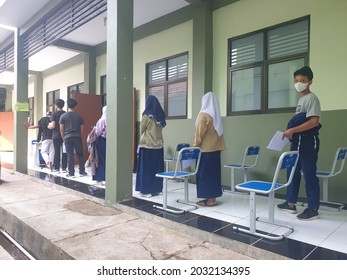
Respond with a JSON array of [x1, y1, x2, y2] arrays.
[[168, 55, 188, 81], [231, 33, 263, 67], [46, 90, 60, 112], [268, 20, 308, 59], [268, 59, 304, 109], [227, 17, 309, 115], [168, 81, 187, 117], [149, 86, 165, 109], [148, 61, 166, 84], [146, 52, 188, 119], [232, 67, 261, 112]]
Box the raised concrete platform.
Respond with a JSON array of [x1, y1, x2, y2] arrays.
[[0, 168, 286, 260]]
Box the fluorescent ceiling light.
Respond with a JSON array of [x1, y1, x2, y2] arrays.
[[0, 0, 7, 8]]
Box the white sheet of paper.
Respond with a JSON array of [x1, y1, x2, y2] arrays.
[[267, 131, 289, 151]]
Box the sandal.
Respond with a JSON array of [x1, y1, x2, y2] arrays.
[[196, 199, 217, 207]]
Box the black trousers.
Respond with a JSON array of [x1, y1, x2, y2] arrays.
[[53, 138, 67, 170], [64, 136, 85, 176]]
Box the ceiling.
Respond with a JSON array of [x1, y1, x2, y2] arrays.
[[0, 0, 191, 84]]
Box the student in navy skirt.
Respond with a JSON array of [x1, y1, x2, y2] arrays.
[[136, 95, 166, 197], [193, 92, 225, 206], [92, 105, 107, 184]]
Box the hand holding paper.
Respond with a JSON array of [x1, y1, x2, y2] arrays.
[[267, 131, 289, 151]]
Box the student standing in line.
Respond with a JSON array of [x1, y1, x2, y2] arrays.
[[59, 98, 87, 178], [92, 105, 107, 185], [277, 66, 322, 220], [25, 111, 55, 170], [193, 92, 225, 207], [48, 99, 67, 173], [135, 95, 166, 197]]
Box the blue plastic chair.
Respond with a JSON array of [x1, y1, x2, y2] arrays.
[[164, 143, 190, 172], [224, 146, 260, 192], [155, 147, 201, 214], [233, 151, 299, 240], [316, 147, 347, 210]]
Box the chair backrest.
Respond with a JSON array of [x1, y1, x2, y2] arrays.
[[270, 151, 299, 191], [172, 147, 201, 176], [329, 148, 347, 176], [242, 146, 260, 168], [174, 143, 190, 159]]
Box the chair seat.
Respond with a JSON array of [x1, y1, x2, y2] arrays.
[[236, 180, 283, 194], [156, 171, 192, 179], [316, 171, 335, 177], [224, 163, 251, 169]]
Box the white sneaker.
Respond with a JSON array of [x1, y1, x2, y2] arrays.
[[140, 193, 152, 198]]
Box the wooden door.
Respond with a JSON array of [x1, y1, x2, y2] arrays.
[[72, 93, 102, 163]]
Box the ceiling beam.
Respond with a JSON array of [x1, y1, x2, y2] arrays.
[[51, 39, 93, 54], [184, 0, 204, 6]]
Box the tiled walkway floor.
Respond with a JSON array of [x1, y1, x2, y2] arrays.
[[25, 166, 347, 260]]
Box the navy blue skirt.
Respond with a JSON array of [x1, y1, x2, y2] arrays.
[[196, 151, 223, 199], [93, 136, 106, 181], [135, 147, 164, 195]]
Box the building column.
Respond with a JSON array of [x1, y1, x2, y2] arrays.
[[191, 0, 213, 117], [13, 30, 28, 173], [105, 0, 133, 204]]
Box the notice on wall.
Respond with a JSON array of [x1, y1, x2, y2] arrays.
[[14, 102, 29, 112]]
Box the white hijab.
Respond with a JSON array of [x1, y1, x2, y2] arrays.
[[195, 92, 223, 137], [101, 106, 106, 120]]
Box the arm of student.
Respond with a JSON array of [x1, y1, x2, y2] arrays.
[[283, 116, 320, 139], [193, 114, 208, 147], [140, 116, 149, 135], [60, 124, 64, 140], [48, 121, 55, 129], [80, 125, 84, 135], [24, 122, 39, 129]]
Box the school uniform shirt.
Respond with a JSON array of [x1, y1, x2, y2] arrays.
[[193, 112, 225, 152], [138, 115, 164, 149]]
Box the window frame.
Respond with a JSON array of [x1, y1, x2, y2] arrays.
[[100, 75, 107, 106], [46, 89, 60, 113], [67, 82, 84, 100], [227, 16, 310, 116], [146, 52, 188, 119]]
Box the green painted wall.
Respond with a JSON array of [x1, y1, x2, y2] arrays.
[[213, 0, 347, 114], [133, 21, 193, 120]]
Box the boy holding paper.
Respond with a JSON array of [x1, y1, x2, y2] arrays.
[[277, 66, 322, 220]]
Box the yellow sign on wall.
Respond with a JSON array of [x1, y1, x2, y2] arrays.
[[14, 102, 29, 112]]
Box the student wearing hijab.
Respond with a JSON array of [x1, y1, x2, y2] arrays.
[[92, 105, 107, 184], [193, 92, 225, 206], [136, 95, 166, 197]]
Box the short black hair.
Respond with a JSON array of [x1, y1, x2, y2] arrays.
[[294, 66, 313, 81], [67, 98, 77, 109], [55, 99, 64, 109]]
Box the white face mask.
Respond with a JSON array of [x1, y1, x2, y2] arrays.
[[294, 82, 308, 93]]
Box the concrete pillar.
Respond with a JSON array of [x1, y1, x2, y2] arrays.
[[191, 0, 213, 117], [13, 30, 28, 173], [105, 0, 133, 204], [84, 50, 96, 94]]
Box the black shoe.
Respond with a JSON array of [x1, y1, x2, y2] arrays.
[[79, 171, 88, 177], [277, 201, 297, 214], [297, 208, 319, 221]]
